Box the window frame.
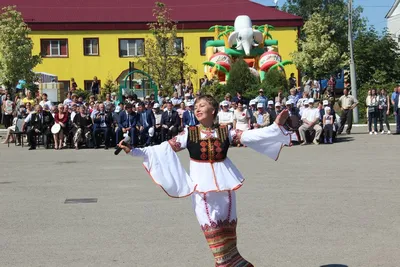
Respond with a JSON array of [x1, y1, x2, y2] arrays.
[[83, 38, 100, 56], [118, 38, 145, 57], [200, 37, 214, 56], [40, 39, 69, 58]]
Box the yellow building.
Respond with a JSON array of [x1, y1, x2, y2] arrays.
[[9, 0, 302, 92]]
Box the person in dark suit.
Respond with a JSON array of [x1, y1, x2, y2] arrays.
[[182, 101, 199, 127], [137, 102, 155, 146], [232, 91, 248, 106], [394, 92, 400, 134], [161, 101, 180, 142], [23, 104, 54, 150], [116, 103, 137, 146], [93, 103, 113, 149]]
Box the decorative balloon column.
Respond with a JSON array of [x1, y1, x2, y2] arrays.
[[203, 15, 293, 84]]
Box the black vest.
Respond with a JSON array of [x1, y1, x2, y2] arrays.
[[31, 112, 53, 130], [186, 126, 230, 162]]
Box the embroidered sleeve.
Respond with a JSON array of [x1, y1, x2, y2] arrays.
[[168, 126, 189, 152]]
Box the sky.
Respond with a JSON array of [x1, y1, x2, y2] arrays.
[[252, 0, 395, 32]]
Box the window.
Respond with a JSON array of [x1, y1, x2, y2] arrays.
[[84, 38, 99, 56], [119, 39, 144, 57], [40, 39, 68, 57], [200, 37, 214, 55], [174, 37, 184, 54], [84, 80, 101, 91]]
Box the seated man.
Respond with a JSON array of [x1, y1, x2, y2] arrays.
[[93, 103, 113, 149], [72, 106, 93, 149], [252, 103, 270, 128], [152, 103, 163, 144], [182, 101, 199, 127], [137, 102, 155, 147], [116, 103, 137, 146], [298, 98, 322, 145], [24, 104, 54, 150], [161, 101, 180, 142]]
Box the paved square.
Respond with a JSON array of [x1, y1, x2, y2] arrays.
[[1, 127, 399, 267]]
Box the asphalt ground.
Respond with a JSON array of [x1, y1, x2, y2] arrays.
[[0, 126, 399, 267]]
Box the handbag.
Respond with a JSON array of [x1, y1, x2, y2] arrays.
[[368, 106, 376, 113]]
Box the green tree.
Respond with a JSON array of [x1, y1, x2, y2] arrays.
[[0, 6, 42, 90], [282, 0, 365, 56], [353, 27, 400, 86], [226, 58, 259, 96], [99, 77, 119, 101], [202, 79, 227, 102], [291, 13, 348, 79], [262, 69, 288, 98], [137, 2, 196, 95]]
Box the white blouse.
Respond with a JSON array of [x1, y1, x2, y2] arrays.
[[129, 124, 291, 198], [217, 111, 234, 124]]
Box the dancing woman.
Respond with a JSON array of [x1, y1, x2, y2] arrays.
[[118, 95, 291, 266]]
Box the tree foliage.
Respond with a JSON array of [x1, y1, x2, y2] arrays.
[[262, 69, 288, 97], [0, 6, 42, 90], [99, 76, 119, 101], [202, 79, 227, 102], [226, 58, 259, 95], [137, 2, 196, 95], [291, 13, 348, 79], [354, 27, 400, 86], [282, 0, 365, 55]]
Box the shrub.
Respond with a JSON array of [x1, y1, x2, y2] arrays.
[[226, 58, 260, 96], [99, 78, 119, 101], [202, 81, 227, 102], [257, 69, 289, 99]]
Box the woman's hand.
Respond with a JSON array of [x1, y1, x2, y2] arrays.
[[118, 140, 132, 154], [275, 109, 289, 126]]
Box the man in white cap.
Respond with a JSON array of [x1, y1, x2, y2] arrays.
[[182, 101, 198, 127], [252, 102, 270, 128], [255, 88, 268, 109], [298, 98, 322, 145]]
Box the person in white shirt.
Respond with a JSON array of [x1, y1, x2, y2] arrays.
[[63, 92, 72, 106], [217, 101, 234, 127], [171, 92, 182, 108], [39, 93, 53, 109], [298, 98, 322, 145]]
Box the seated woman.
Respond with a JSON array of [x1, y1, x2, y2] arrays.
[[1, 111, 26, 145], [117, 95, 291, 266], [53, 104, 68, 150], [72, 106, 92, 149]]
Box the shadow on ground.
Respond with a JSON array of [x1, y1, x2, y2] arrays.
[[334, 136, 354, 143], [320, 264, 348, 267]]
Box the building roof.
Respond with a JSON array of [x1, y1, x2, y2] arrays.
[[4, 0, 302, 30], [386, 0, 400, 18]]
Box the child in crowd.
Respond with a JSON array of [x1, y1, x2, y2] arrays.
[[323, 107, 334, 144]]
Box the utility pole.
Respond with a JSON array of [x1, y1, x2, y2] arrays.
[[348, 0, 359, 123]]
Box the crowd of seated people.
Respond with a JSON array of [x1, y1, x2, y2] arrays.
[[1, 86, 347, 150]]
